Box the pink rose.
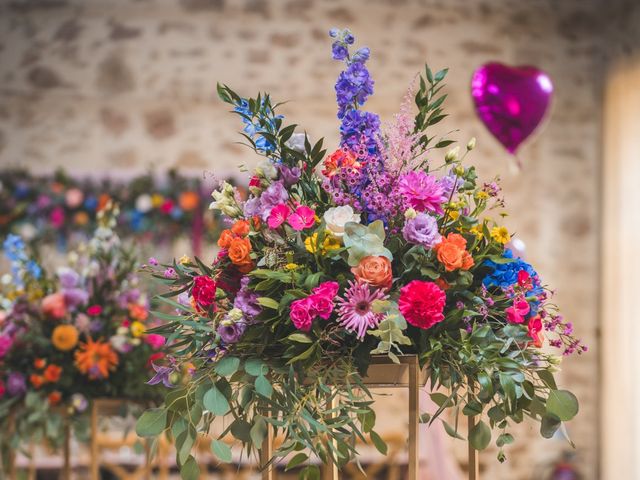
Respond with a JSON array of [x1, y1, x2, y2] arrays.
[[290, 297, 313, 331], [505, 298, 530, 324], [309, 294, 334, 320], [288, 206, 315, 231], [42, 293, 67, 320], [312, 281, 339, 299], [267, 204, 291, 229], [144, 334, 166, 350]]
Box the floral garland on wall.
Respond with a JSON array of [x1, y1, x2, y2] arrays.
[[0, 169, 229, 253], [0, 205, 173, 466], [135, 29, 586, 479]]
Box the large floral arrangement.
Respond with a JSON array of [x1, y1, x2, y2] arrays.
[[137, 29, 585, 479], [0, 205, 169, 463], [0, 169, 226, 252]]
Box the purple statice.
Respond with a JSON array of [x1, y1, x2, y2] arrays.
[[6, 372, 26, 396], [402, 213, 441, 248], [279, 164, 301, 187], [233, 277, 262, 319], [398, 171, 446, 215], [217, 321, 247, 344]]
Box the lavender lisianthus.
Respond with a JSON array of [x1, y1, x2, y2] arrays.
[[6, 372, 26, 396], [439, 174, 460, 199], [217, 321, 247, 344], [57, 267, 80, 289], [403, 213, 442, 248], [234, 276, 262, 318], [259, 181, 289, 219], [63, 288, 89, 309], [279, 164, 302, 187]]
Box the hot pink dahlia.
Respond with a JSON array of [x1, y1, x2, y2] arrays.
[[337, 281, 388, 339], [398, 171, 446, 214]]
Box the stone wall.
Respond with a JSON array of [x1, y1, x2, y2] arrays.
[[0, 0, 606, 478]]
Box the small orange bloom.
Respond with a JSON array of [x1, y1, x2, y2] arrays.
[[179, 191, 200, 211], [47, 391, 62, 406], [231, 219, 250, 237], [74, 211, 90, 226], [30, 374, 44, 389], [75, 338, 119, 380], [228, 237, 253, 273], [128, 303, 148, 321], [43, 364, 62, 383], [435, 278, 451, 291], [434, 233, 474, 272], [52, 324, 79, 351], [217, 229, 235, 249], [97, 193, 111, 211], [34, 358, 47, 370]]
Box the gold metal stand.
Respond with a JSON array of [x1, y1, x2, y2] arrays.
[[259, 355, 480, 480], [91, 398, 158, 480]]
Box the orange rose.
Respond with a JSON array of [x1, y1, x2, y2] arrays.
[[30, 374, 44, 389], [434, 233, 474, 272], [351, 256, 393, 290], [228, 237, 253, 273], [41, 293, 67, 320], [43, 364, 62, 383], [47, 391, 62, 406], [231, 219, 250, 237], [179, 191, 200, 211], [217, 229, 235, 249]]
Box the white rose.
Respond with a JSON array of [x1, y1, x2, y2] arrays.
[[286, 133, 307, 153], [135, 194, 153, 213], [17, 223, 37, 241], [255, 160, 278, 180], [110, 335, 129, 353], [323, 206, 361, 237]]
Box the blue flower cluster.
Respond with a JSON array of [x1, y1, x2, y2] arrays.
[[2, 234, 42, 285], [330, 28, 380, 154], [234, 98, 283, 155], [482, 249, 538, 290]]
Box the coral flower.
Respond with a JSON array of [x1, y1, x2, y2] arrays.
[[52, 324, 79, 351], [178, 191, 200, 211], [42, 293, 67, 320], [30, 374, 44, 389], [74, 338, 119, 380], [352, 256, 393, 290], [34, 358, 46, 370], [43, 364, 62, 383], [322, 148, 359, 177], [48, 391, 62, 406], [434, 233, 474, 271], [528, 316, 544, 348], [128, 303, 148, 321], [337, 281, 388, 339]]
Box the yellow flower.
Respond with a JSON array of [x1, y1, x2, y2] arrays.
[[151, 194, 164, 208], [284, 263, 299, 271], [469, 225, 483, 239], [490, 226, 510, 244], [447, 210, 460, 221], [52, 324, 79, 351], [179, 254, 191, 265], [475, 191, 489, 200], [304, 232, 341, 255], [130, 321, 146, 338]]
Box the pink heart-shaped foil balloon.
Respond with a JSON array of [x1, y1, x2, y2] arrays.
[[471, 62, 553, 154]]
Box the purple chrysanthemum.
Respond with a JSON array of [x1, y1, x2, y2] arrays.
[[336, 281, 388, 339]]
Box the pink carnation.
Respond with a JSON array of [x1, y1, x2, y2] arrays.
[[288, 206, 316, 231], [398, 171, 446, 214], [144, 334, 166, 350], [0, 335, 13, 358], [398, 280, 446, 329]]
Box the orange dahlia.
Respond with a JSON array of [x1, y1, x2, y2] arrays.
[[74, 338, 119, 380]]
